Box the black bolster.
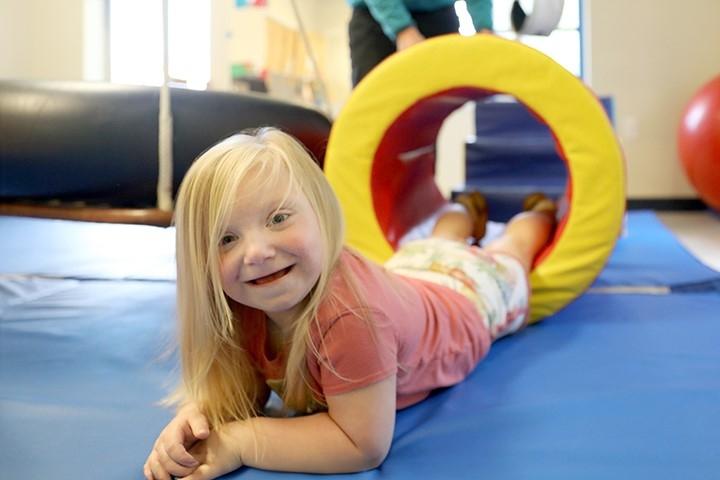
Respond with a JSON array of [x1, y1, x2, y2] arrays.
[[0, 80, 332, 207]]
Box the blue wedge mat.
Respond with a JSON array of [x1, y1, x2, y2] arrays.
[[1, 211, 719, 479], [0, 216, 175, 280], [464, 97, 614, 222]]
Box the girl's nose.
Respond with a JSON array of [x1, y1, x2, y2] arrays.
[[242, 232, 275, 265]]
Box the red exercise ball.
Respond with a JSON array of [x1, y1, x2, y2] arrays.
[[678, 74, 720, 211]]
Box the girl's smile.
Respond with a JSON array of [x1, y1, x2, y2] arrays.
[[246, 265, 294, 285]]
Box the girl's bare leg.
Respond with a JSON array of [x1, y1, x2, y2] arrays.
[[484, 195, 557, 272], [431, 210, 474, 243], [431, 191, 487, 243]]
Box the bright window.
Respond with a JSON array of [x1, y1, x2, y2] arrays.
[[456, 0, 582, 77], [109, 0, 210, 89]]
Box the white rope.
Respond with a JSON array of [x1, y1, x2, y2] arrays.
[[157, 0, 174, 212]]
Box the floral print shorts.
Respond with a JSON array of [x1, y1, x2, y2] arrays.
[[385, 237, 529, 340]]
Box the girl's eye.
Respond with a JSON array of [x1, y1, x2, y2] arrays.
[[268, 213, 289, 226], [220, 234, 236, 246]]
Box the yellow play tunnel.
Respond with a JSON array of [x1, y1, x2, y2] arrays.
[[324, 33, 625, 322]]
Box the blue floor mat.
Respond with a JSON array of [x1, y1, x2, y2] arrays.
[[594, 211, 719, 287], [1, 211, 718, 479]]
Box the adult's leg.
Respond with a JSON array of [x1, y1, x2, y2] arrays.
[[348, 7, 396, 86]]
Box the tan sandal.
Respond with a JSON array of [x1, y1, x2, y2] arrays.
[[454, 190, 488, 241], [522, 192, 557, 217]]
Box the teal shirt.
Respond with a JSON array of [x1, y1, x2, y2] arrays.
[[348, 0, 493, 40]]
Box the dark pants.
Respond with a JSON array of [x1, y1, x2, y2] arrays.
[[348, 5, 460, 86]]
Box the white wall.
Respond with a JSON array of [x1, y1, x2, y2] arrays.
[[585, 0, 720, 199], [0, 0, 85, 80]]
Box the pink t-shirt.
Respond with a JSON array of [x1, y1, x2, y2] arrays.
[[246, 249, 491, 410]]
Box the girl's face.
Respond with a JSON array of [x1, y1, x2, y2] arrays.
[[218, 175, 324, 331]]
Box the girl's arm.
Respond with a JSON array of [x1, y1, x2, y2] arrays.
[[181, 375, 397, 479], [145, 382, 271, 480], [245, 374, 397, 472]]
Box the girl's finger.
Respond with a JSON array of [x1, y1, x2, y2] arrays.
[[167, 442, 200, 467], [189, 415, 210, 439]]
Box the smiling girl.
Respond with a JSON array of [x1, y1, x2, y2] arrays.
[[144, 127, 555, 480]]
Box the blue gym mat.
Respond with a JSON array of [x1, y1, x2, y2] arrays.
[[1, 211, 718, 479]]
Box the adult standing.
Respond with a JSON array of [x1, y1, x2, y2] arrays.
[[348, 0, 493, 86]]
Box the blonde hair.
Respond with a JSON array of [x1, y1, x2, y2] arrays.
[[170, 127, 346, 426]]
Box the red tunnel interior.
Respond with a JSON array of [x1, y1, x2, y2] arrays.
[[372, 87, 495, 247], [371, 86, 569, 264]]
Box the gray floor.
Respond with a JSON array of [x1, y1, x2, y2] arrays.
[[657, 209, 720, 272]]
